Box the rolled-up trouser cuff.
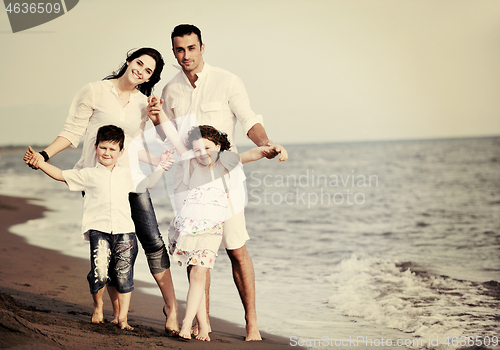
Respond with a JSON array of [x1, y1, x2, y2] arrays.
[[146, 245, 170, 274], [129, 191, 171, 274]]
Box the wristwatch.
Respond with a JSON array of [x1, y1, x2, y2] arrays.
[[39, 151, 50, 162]]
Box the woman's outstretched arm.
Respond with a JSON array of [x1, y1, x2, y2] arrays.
[[24, 136, 72, 169]]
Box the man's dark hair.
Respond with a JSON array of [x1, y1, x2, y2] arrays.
[[95, 125, 125, 150], [171, 24, 203, 48]]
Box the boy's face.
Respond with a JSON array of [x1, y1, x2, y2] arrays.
[[95, 141, 124, 169]]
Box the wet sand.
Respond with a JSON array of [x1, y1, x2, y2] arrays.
[[0, 194, 301, 349]]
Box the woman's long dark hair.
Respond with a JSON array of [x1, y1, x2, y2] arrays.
[[104, 47, 164, 97]]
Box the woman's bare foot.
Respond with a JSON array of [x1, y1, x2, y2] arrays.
[[163, 305, 180, 336], [118, 319, 134, 330]]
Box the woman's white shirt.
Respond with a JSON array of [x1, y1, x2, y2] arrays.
[[58, 80, 148, 170]]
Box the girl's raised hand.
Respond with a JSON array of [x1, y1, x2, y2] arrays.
[[158, 149, 175, 171], [262, 144, 288, 162]]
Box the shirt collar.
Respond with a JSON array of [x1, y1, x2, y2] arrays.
[[96, 162, 121, 172], [105, 79, 142, 99], [175, 62, 211, 86]]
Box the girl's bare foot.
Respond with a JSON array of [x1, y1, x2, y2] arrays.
[[195, 320, 210, 341], [195, 329, 210, 341], [179, 322, 192, 340], [191, 320, 211, 335]]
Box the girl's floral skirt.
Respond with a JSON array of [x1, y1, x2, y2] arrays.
[[168, 222, 223, 269]]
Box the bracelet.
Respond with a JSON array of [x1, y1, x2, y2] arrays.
[[39, 151, 50, 162]]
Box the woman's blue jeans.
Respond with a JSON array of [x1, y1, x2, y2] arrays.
[[129, 190, 170, 274]]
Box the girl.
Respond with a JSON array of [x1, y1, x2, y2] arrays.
[[165, 124, 287, 341]]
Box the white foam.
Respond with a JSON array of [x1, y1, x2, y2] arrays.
[[327, 255, 499, 348]]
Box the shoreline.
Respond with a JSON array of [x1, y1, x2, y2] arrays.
[[0, 194, 301, 349]]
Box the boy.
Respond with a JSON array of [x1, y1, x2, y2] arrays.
[[25, 125, 174, 330]]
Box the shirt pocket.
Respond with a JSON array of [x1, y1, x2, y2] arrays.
[[201, 101, 223, 112], [200, 102, 224, 122]]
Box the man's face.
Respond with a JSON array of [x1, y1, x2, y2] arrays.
[[172, 33, 205, 74]]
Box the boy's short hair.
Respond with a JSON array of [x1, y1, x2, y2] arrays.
[[171, 24, 203, 47], [95, 125, 125, 150]]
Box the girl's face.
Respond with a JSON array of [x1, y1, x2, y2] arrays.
[[193, 138, 220, 166], [125, 54, 156, 85]]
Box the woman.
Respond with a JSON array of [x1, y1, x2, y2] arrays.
[[24, 47, 179, 335]]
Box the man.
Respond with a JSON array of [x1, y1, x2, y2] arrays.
[[149, 24, 286, 341]]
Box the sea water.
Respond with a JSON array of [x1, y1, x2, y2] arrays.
[[1, 137, 499, 349]]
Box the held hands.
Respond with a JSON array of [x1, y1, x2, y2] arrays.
[[158, 149, 175, 171], [23, 146, 44, 169], [262, 143, 288, 162], [147, 95, 164, 125]]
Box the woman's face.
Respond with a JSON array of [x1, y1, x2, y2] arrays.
[[126, 54, 156, 85], [192, 138, 220, 166]]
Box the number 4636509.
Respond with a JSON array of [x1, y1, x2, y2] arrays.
[[5, 2, 62, 14], [443, 336, 498, 347]]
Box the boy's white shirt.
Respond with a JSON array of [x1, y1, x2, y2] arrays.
[[62, 163, 147, 240]]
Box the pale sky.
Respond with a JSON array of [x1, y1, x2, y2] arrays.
[[1, 0, 499, 147]]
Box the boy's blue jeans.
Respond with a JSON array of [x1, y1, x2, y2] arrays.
[[87, 230, 138, 295], [129, 191, 170, 274]]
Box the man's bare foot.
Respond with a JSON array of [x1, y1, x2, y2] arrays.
[[118, 319, 134, 330], [91, 308, 104, 324], [245, 322, 262, 341], [163, 305, 180, 335]]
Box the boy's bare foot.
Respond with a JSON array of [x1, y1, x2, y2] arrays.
[[163, 305, 180, 335], [118, 319, 134, 330], [245, 322, 262, 341], [91, 307, 104, 323], [110, 317, 119, 325]]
